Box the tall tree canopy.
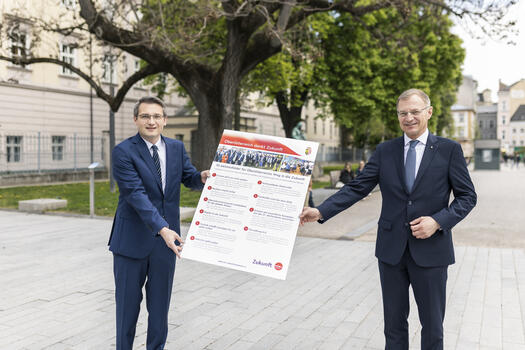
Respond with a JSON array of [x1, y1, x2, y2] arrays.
[[0, 0, 517, 167]]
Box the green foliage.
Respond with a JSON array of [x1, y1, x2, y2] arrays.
[[0, 182, 202, 216], [317, 6, 465, 147]]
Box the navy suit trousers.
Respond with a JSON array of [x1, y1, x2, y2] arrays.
[[378, 246, 448, 350], [113, 236, 176, 350]]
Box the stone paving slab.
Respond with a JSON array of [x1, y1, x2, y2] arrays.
[[2, 210, 525, 349]]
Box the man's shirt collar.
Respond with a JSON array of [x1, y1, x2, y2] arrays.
[[404, 129, 429, 147]]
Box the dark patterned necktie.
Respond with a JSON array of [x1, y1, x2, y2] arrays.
[[151, 145, 162, 183], [405, 140, 419, 192]]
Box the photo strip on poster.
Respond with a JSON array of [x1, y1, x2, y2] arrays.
[[181, 130, 319, 280]]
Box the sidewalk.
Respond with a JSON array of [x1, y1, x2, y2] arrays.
[[2, 208, 525, 349]]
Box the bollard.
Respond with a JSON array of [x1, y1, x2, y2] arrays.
[[88, 162, 99, 218]]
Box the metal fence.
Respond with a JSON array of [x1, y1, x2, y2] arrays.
[[0, 133, 106, 174], [316, 146, 368, 163]]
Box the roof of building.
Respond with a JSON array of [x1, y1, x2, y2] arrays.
[[510, 105, 525, 122], [477, 104, 498, 114], [499, 79, 525, 92], [451, 104, 474, 111]]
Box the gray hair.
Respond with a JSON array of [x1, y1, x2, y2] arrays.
[[133, 96, 167, 118], [397, 89, 431, 108]]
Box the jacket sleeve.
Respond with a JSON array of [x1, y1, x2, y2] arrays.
[[317, 146, 381, 222], [112, 145, 168, 235], [431, 143, 477, 230], [180, 143, 204, 191]]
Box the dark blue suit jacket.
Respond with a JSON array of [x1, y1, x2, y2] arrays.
[[317, 133, 477, 267], [109, 134, 203, 259]]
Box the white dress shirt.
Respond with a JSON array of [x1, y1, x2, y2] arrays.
[[142, 137, 166, 192], [403, 129, 428, 178]]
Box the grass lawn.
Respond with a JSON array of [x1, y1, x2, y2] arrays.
[[0, 181, 202, 217]]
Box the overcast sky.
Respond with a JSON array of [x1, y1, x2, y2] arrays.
[[451, 1, 525, 102]]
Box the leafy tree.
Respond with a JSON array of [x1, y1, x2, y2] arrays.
[[0, 0, 516, 167], [317, 6, 465, 148]]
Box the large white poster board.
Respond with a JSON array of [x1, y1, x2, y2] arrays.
[[181, 130, 318, 280]]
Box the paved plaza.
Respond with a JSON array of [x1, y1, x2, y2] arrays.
[[1, 166, 524, 349]]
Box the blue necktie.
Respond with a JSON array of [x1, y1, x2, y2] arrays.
[[151, 145, 162, 184], [405, 140, 419, 192]]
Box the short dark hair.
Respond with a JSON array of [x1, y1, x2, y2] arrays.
[[133, 96, 167, 118]]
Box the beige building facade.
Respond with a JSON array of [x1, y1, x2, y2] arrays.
[[449, 75, 478, 159], [498, 79, 525, 154]]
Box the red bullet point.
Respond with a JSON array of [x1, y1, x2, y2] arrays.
[[253, 194, 258, 198], [199, 209, 204, 213], [275, 262, 283, 271], [204, 197, 208, 201], [195, 221, 200, 225], [208, 186, 212, 190], [257, 180, 262, 184], [249, 208, 254, 212], [244, 226, 248, 231], [212, 173, 216, 177], [190, 236, 195, 240]]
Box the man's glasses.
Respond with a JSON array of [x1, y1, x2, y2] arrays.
[[138, 114, 165, 121], [397, 106, 430, 118]]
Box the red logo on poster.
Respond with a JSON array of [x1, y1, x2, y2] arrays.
[[208, 186, 212, 190], [253, 194, 258, 198], [275, 262, 283, 271], [257, 180, 262, 184], [195, 221, 200, 225], [199, 209, 204, 213], [212, 173, 216, 177], [190, 236, 195, 240], [249, 208, 254, 212], [244, 226, 248, 231]]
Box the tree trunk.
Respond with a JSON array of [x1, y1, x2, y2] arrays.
[[275, 88, 308, 138]]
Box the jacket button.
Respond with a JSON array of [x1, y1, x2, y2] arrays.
[[408, 200, 412, 205], [404, 223, 409, 227]]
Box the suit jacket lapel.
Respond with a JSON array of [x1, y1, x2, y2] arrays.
[[133, 133, 163, 192], [411, 133, 438, 193], [163, 136, 174, 195], [393, 137, 409, 194]]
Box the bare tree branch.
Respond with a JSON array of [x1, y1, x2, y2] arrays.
[[0, 55, 161, 111]]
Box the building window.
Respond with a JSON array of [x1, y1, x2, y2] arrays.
[[60, 44, 76, 75], [52, 136, 66, 161], [175, 134, 184, 141], [521, 128, 525, 133], [502, 131, 505, 139], [9, 26, 30, 64], [489, 120, 495, 128], [502, 116, 506, 124], [314, 119, 317, 134], [502, 101, 506, 111], [323, 120, 326, 136], [512, 140, 516, 145], [6, 136, 22, 163], [458, 113, 464, 123], [61, 0, 76, 8], [521, 140, 524, 146], [479, 120, 483, 128], [330, 124, 333, 138], [513, 128, 517, 133], [304, 115, 308, 133], [259, 123, 263, 134], [457, 127, 464, 137], [102, 54, 116, 83]]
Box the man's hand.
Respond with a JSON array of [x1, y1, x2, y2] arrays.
[[299, 207, 322, 225], [410, 216, 440, 239], [159, 227, 185, 258], [201, 170, 210, 184]]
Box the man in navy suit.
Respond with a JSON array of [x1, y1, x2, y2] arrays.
[[300, 89, 476, 349], [109, 96, 209, 350]]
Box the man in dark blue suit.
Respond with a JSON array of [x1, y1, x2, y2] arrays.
[[109, 96, 209, 350], [300, 89, 476, 349]]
